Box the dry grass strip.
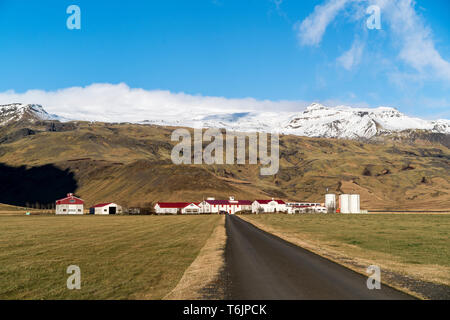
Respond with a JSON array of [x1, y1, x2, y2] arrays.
[[164, 216, 226, 300]]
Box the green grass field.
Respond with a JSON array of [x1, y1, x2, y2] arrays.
[[0, 215, 221, 299], [242, 214, 450, 287]]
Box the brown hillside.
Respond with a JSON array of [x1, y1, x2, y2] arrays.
[[0, 120, 449, 210]]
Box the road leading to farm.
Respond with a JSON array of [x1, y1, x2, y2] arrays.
[[224, 215, 415, 300]]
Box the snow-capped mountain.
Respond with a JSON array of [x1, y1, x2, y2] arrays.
[[0, 103, 62, 125], [280, 103, 450, 139], [1, 102, 449, 140], [154, 103, 449, 139]]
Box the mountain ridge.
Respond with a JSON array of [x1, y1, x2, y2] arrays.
[[0, 103, 61, 125], [1, 102, 448, 141]]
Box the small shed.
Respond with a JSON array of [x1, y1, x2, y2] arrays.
[[90, 203, 122, 215]]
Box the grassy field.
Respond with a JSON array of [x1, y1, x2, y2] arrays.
[[0, 215, 222, 299], [241, 214, 450, 291], [0, 203, 53, 215]]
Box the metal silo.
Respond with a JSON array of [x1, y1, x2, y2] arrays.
[[350, 194, 360, 213], [339, 194, 350, 214], [325, 194, 336, 212]]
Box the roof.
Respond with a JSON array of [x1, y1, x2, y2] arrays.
[[255, 199, 286, 204], [56, 193, 84, 205], [156, 202, 197, 209], [205, 200, 231, 205], [205, 200, 252, 205], [92, 203, 114, 208]]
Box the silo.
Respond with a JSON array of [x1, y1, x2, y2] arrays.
[[339, 194, 350, 214], [350, 194, 360, 213], [325, 194, 336, 212]]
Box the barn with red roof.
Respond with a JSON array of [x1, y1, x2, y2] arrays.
[[252, 199, 286, 213], [154, 202, 200, 215], [55, 193, 84, 215], [198, 196, 252, 214]]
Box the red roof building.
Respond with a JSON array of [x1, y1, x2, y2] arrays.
[[252, 199, 287, 213], [55, 193, 84, 215], [156, 202, 194, 209], [254, 199, 286, 204], [200, 197, 252, 214], [56, 193, 84, 205], [154, 202, 200, 214]]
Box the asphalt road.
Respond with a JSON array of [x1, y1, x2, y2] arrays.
[[225, 215, 415, 300]]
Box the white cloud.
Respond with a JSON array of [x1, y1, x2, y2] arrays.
[[337, 39, 365, 70], [295, 0, 351, 46], [295, 0, 450, 82], [0, 83, 310, 122], [377, 0, 450, 82]]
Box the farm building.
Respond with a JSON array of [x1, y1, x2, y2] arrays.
[[154, 202, 201, 215], [55, 193, 84, 215], [252, 199, 286, 213], [90, 203, 122, 215], [198, 197, 252, 214], [286, 204, 327, 214], [286, 202, 321, 214]]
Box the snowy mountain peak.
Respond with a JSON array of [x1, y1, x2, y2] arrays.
[[0, 103, 61, 125], [284, 104, 449, 139], [305, 103, 327, 111]]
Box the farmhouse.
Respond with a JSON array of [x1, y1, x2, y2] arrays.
[[90, 203, 122, 215], [154, 202, 201, 215], [252, 199, 286, 213], [55, 193, 84, 215], [198, 197, 252, 214]]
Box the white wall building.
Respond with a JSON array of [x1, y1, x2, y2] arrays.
[[90, 203, 122, 215], [55, 193, 84, 215], [181, 203, 201, 214], [154, 202, 200, 215], [286, 204, 327, 214], [252, 199, 286, 213], [198, 197, 252, 214]]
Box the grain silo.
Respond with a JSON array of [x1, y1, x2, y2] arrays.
[[350, 194, 360, 213], [339, 194, 350, 214], [325, 194, 336, 212]]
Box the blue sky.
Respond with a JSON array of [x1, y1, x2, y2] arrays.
[[0, 0, 449, 119]]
